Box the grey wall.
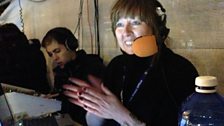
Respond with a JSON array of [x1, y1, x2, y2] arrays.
[[1, 0, 223, 94]]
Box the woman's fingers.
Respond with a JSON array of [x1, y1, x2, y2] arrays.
[[64, 90, 79, 99], [101, 84, 113, 95], [64, 89, 86, 107], [88, 74, 102, 89], [80, 97, 99, 109], [68, 77, 90, 87], [83, 104, 102, 117], [63, 84, 80, 92], [82, 87, 105, 100], [68, 98, 84, 107]]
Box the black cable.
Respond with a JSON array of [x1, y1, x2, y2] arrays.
[[28, 0, 46, 2], [74, 0, 84, 46], [18, 0, 24, 33], [94, 0, 100, 55], [0, 0, 11, 7]]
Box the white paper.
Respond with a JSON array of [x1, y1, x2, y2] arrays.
[[5, 92, 61, 119]]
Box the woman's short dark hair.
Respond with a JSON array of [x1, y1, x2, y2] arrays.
[[110, 0, 169, 44]]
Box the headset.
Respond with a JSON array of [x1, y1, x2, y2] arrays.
[[64, 34, 79, 51], [132, 1, 170, 58], [155, 0, 170, 45], [132, 7, 168, 57], [45, 27, 79, 51], [155, 1, 178, 108], [131, 1, 177, 108]]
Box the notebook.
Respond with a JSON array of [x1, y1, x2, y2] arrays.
[[0, 83, 61, 126]]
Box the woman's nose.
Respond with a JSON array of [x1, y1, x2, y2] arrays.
[[123, 24, 132, 36]]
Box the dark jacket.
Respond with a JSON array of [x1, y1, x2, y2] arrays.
[[102, 45, 199, 126], [53, 49, 105, 125], [0, 38, 50, 94]]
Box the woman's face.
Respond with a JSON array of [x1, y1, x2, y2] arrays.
[[115, 17, 153, 55]]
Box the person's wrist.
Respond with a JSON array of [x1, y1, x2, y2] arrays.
[[118, 112, 146, 126], [113, 106, 130, 124]]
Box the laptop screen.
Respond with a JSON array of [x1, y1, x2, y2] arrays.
[[0, 83, 14, 126]]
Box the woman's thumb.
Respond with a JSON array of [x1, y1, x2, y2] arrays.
[[101, 83, 112, 95]]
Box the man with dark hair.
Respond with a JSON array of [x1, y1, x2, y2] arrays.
[[42, 27, 106, 125]]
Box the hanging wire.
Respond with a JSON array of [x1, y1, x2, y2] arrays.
[[74, 0, 100, 54], [0, 0, 11, 7], [86, 0, 93, 53], [28, 0, 46, 2], [94, 0, 100, 55], [18, 0, 24, 32], [74, 0, 83, 34], [74, 0, 83, 49]]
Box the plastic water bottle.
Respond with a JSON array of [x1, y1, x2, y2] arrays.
[[178, 76, 224, 126]]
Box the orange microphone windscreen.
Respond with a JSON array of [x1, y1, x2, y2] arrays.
[[132, 35, 158, 57]]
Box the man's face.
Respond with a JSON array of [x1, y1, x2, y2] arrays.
[[46, 41, 75, 69]]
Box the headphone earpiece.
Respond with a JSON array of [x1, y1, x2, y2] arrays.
[[64, 37, 78, 51], [156, 6, 170, 42]]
